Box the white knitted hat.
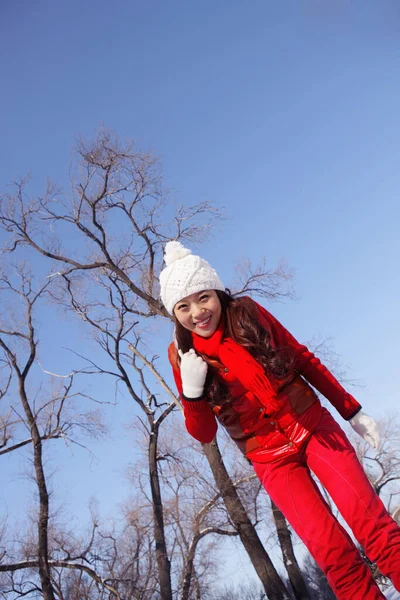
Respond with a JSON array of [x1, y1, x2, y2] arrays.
[[160, 241, 225, 314]]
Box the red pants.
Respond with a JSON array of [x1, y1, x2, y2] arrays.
[[252, 409, 400, 600]]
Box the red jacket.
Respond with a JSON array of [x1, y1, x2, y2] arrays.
[[168, 299, 361, 463]]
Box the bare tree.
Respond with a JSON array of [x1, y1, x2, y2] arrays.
[[0, 496, 160, 600], [48, 277, 178, 599], [0, 130, 295, 598], [270, 500, 310, 600], [347, 414, 400, 588], [215, 579, 267, 600], [54, 276, 292, 599], [0, 266, 106, 600], [301, 555, 335, 600], [202, 439, 292, 600], [350, 414, 400, 518], [156, 418, 262, 600]]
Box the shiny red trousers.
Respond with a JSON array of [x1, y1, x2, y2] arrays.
[[252, 409, 400, 600]]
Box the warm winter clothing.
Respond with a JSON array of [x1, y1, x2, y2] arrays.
[[253, 409, 400, 600], [178, 348, 208, 398], [160, 241, 225, 314], [349, 409, 381, 449], [168, 297, 400, 599], [169, 299, 362, 462]]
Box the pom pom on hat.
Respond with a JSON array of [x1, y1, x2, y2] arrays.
[[160, 240, 225, 314], [163, 241, 191, 266]]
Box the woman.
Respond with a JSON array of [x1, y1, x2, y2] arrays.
[[160, 240, 400, 600]]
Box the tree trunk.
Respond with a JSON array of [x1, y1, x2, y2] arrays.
[[15, 359, 56, 600], [0, 299, 57, 600], [271, 499, 311, 600], [33, 436, 56, 600], [202, 439, 291, 600], [180, 537, 198, 600], [149, 420, 173, 600]]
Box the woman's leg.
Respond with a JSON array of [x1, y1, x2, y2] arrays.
[[306, 408, 400, 591], [253, 452, 385, 600]]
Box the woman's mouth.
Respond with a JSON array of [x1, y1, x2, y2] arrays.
[[194, 315, 212, 329]]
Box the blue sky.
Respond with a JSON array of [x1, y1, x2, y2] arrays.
[[1, 0, 400, 589]]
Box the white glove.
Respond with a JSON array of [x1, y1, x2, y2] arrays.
[[178, 349, 208, 399], [350, 411, 380, 450]]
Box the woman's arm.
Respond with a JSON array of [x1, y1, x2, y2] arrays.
[[168, 342, 218, 443], [254, 302, 362, 420]]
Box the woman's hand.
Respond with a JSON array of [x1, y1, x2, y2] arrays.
[[178, 349, 208, 398], [350, 411, 380, 450]]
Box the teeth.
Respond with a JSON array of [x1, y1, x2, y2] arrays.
[[196, 316, 211, 326]]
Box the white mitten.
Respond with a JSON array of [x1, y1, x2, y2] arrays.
[[350, 411, 380, 449], [178, 349, 208, 399]]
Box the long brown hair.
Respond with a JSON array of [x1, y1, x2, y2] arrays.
[[174, 291, 294, 404]]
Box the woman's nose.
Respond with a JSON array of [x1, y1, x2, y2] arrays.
[[192, 304, 204, 319]]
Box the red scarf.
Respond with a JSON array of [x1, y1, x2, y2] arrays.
[[192, 319, 282, 416]]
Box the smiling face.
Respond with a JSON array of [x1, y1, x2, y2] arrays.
[[173, 290, 222, 338]]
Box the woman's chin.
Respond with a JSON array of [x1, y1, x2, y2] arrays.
[[194, 324, 216, 338]]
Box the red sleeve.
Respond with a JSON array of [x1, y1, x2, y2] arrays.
[[253, 302, 362, 421], [168, 343, 218, 443]]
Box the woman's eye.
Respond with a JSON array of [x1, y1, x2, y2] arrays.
[[200, 295, 209, 301]]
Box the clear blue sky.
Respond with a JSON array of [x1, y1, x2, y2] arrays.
[[1, 0, 400, 589]]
